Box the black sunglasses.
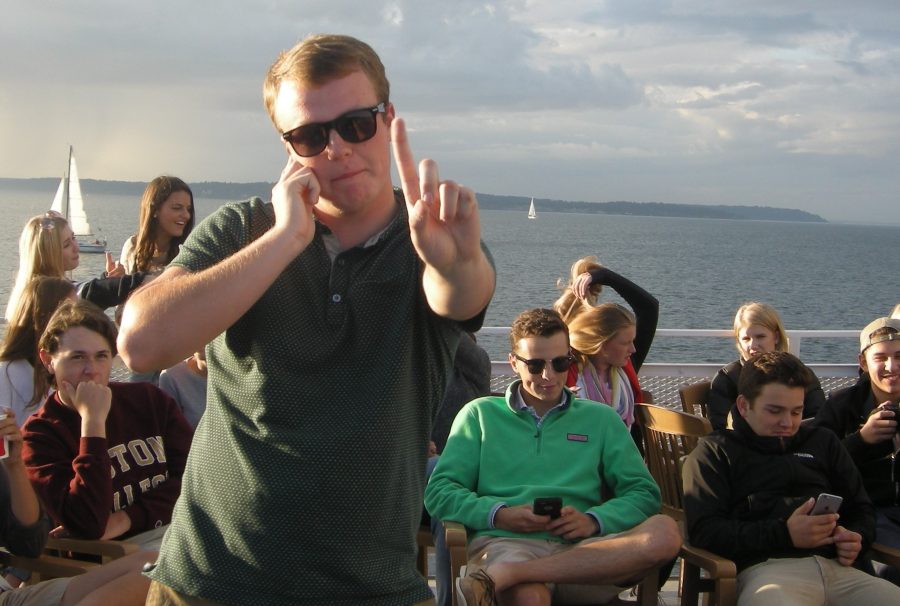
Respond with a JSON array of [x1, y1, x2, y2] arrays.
[[513, 353, 574, 375], [281, 103, 386, 157]]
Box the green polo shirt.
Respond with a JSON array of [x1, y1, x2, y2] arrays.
[[150, 194, 489, 606]]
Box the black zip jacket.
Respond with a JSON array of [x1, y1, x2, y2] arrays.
[[813, 376, 899, 506]]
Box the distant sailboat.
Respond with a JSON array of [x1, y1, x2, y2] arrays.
[[50, 146, 106, 253], [527, 197, 537, 220]]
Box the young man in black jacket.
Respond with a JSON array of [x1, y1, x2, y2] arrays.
[[684, 351, 900, 603], [814, 317, 900, 579]]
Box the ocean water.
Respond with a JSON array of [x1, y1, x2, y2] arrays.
[[1, 184, 897, 365]]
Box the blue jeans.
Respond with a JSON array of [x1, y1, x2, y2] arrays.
[[873, 507, 900, 586], [425, 456, 452, 606]]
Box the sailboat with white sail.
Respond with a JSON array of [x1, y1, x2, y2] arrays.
[[527, 197, 537, 219], [50, 146, 106, 253]]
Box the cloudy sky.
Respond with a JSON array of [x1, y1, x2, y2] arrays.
[[2, 1, 898, 223]]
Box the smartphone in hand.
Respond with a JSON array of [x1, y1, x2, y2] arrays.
[[810, 493, 842, 515], [533, 497, 562, 519]]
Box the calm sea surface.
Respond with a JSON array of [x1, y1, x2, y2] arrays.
[[1, 185, 897, 365]]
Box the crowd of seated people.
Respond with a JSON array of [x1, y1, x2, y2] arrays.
[[0, 232, 900, 604], [684, 350, 900, 603], [423, 280, 900, 602]]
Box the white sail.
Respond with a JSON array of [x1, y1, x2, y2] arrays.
[[528, 198, 537, 219], [66, 154, 92, 236], [50, 146, 93, 237], [50, 177, 65, 215]]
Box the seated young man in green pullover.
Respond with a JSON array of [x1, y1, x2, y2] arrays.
[[425, 308, 680, 606]]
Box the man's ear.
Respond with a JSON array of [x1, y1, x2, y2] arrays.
[[736, 394, 750, 418], [508, 353, 518, 375], [384, 102, 395, 128], [38, 349, 54, 374], [859, 352, 868, 375]]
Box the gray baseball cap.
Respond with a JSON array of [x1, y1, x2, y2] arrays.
[[859, 317, 900, 353]]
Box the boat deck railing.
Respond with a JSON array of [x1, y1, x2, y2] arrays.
[[481, 327, 860, 407]]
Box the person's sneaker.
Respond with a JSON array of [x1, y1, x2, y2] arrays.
[[456, 568, 497, 606]]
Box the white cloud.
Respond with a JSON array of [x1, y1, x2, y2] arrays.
[[0, 0, 898, 221]]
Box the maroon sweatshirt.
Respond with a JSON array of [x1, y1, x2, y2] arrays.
[[22, 381, 193, 540]]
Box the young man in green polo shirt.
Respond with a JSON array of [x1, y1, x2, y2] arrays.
[[425, 308, 680, 606], [119, 34, 495, 606]]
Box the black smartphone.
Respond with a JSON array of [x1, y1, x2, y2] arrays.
[[532, 497, 562, 519]]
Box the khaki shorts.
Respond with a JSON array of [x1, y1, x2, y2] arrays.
[[467, 535, 626, 604], [0, 577, 70, 606]]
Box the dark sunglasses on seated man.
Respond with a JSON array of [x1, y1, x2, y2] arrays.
[[282, 103, 386, 157], [513, 353, 575, 375]]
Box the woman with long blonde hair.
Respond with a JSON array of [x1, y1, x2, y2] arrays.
[[554, 256, 658, 430], [707, 301, 824, 430], [4, 213, 77, 321], [4, 213, 146, 320]]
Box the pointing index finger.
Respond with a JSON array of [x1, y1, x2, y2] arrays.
[[391, 118, 420, 212]]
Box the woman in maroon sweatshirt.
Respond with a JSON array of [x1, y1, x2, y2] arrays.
[[22, 299, 193, 545]]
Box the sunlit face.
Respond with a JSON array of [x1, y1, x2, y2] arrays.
[[593, 324, 637, 369], [156, 191, 193, 240], [738, 324, 779, 360], [509, 331, 570, 409], [273, 71, 395, 221], [40, 327, 113, 398], [737, 383, 804, 437], [860, 339, 900, 402], [60, 224, 80, 271]]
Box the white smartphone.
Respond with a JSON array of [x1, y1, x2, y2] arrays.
[[810, 492, 842, 515]]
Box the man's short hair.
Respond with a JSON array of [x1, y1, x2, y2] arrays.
[[263, 33, 390, 130], [859, 317, 900, 354], [509, 308, 569, 351], [738, 351, 813, 404]]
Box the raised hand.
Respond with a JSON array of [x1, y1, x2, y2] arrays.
[[391, 118, 483, 273], [270, 157, 321, 253], [573, 272, 595, 301], [60, 380, 112, 437], [104, 252, 126, 278], [860, 403, 898, 444]]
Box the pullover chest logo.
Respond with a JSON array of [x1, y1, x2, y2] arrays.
[[107, 436, 169, 512]]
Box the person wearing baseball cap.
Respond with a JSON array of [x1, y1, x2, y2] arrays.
[[814, 316, 900, 583]]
